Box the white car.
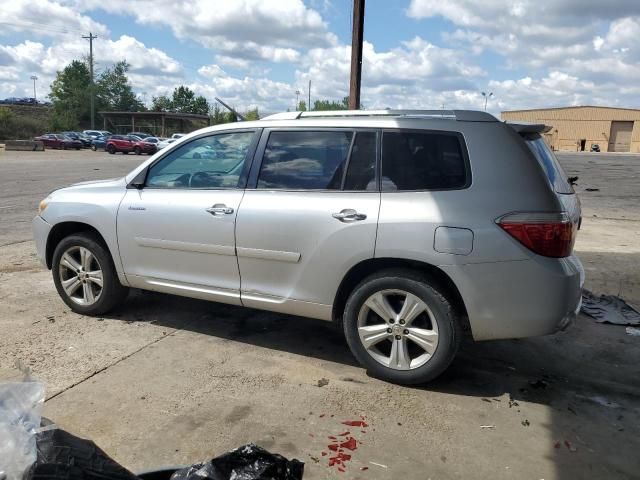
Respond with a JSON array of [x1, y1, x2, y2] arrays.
[[157, 138, 176, 150], [171, 133, 185, 139]]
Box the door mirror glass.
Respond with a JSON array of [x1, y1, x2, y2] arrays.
[[145, 131, 256, 189]]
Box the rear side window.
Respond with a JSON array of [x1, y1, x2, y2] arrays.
[[257, 131, 353, 190], [524, 134, 574, 194], [381, 131, 468, 191]]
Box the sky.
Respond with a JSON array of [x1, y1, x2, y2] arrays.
[[1, 0, 639, 115]]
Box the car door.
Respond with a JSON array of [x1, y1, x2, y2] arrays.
[[235, 128, 380, 319], [117, 129, 260, 305]]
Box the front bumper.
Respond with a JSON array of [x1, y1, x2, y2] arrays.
[[441, 254, 584, 341], [32, 215, 52, 267]]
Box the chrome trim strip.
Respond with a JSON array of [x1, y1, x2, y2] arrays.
[[236, 246, 301, 263], [135, 237, 235, 256]]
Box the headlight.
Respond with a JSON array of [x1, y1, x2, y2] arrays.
[[38, 198, 49, 213]]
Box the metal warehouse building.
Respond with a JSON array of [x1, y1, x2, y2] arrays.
[[501, 106, 640, 153]]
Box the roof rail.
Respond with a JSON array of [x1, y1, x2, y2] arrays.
[[261, 109, 497, 122]]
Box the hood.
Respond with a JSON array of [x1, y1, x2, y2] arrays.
[[67, 177, 126, 188]]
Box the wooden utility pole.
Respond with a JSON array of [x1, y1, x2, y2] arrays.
[[82, 32, 98, 128], [348, 0, 365, 110]]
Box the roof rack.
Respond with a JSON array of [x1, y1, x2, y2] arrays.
[[262, 109, 497, 122]]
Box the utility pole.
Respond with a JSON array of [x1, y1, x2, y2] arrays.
[[30, 75, 38, 102], [348, 0, 365, 110], [83, 32, 98, 128], [308, 80, 311, 111], [295, 89, 300, 110]]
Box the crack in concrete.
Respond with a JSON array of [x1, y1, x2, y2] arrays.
[[45, 328, 179, 402]]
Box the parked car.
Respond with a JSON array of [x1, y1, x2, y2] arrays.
[[105, 135, 137, 154], [128, 131, 153, 139], [62, 132, 92, 148], [90, 135, 110, 151], [133, 138, 158, 155], [156, 138, 176, 150], [590, 144, 601, 152], [34, 134, 82, 150], [171, 133, 185, 139], [32, 110, 584, 385], [84, 130, 112, 139]]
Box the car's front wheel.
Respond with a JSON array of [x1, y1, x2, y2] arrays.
[[107, 144, 116, 154], [343, 270, 461, 385], [52, 233, 128, 315]]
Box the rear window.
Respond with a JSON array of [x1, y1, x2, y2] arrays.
[[381, 130, 469, 191], [524, 134, 574, 194]]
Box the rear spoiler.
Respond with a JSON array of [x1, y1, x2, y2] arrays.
[[506, 122, 552, 134]]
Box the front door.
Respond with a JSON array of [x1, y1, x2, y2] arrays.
[[235, 129, 380, 318], [117, 129, 259, 305]]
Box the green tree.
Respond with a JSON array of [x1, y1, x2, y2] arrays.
[[313, 96, 349, 111], [169, 86, 210, 115], [49, 60, 92, 128], [151, 94, 172, 112], [297, 100, 307, 111], [97, 61, 144, 112], [244, 107, 260, 121]]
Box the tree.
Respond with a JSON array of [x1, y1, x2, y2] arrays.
[[97, 61, 144, 112], [170, 86, 210, 115], [49, 60, 92, 128], [151, 95, 172, 112], [313, 97, 349, 111], [244, 107, 260, 121], [297, 100, 307, 111]]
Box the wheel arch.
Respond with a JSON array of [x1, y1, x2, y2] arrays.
[[45, 221, 111, 269], [333, 258, 470, 331]]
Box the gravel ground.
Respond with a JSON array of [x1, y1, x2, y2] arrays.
[[1, 148, 639, 479]]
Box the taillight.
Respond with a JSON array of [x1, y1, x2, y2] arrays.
[[497, 212, 575, 258]]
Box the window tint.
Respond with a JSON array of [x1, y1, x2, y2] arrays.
[[146, 131, 255, 189], [524, 134, 573, 194], [344, 131, 377, 190], [381, 131, 468, 190], [257, 131, 353, 190]]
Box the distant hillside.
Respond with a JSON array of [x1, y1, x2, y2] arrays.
[[0, 105, 51, 141]]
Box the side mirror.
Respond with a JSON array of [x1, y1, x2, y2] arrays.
[[127, 168, 147, 190]]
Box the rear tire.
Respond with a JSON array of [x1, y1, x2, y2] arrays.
[[343, 269, 461, 385], [51, 233, 128, 316]]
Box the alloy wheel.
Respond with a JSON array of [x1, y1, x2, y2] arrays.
[[58, 246, 103, 306], [357, 289, 439, 370]]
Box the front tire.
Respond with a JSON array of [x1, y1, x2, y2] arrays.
[[343, 269, 461, 385], [107, 145, 116, 154], [52, 233, 128, 315], [134, 146, 141, 155]]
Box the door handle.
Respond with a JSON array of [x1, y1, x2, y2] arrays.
[[206, 203, 234, 215], [332, 208, 367, 222]]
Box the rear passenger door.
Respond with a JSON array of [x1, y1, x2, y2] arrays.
[[235, 129, 380, 319]]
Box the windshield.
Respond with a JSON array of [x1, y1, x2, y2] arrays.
[[523, 134, 574, 194]]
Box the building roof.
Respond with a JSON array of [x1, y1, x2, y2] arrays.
[[502, 105, 640, 114]]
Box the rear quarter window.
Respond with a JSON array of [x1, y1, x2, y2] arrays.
[[523, 134, 574, 194]]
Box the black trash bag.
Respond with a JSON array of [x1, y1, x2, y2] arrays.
[[27, 419, 139, 480], [170, 444, 303, 480]]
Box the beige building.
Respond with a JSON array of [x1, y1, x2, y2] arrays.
[[501, 106, 640, 153]]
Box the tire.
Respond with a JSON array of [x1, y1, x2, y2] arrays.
[[51, 233, 128, 315], [107, 144, 116, 154], [134, 146, 141, 155], [343, 269, 461, 385]]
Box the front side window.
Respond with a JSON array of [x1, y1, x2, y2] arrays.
[[145, 131, 255, 189], [381, 131, 468, 191], [257, 131, 353, 190]]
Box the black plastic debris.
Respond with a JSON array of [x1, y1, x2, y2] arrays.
[[170, 444, 304, 480], [28, 420, 139, 480], [581, 290, 640, 326]]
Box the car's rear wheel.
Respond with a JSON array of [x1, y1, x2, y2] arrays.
[[107, 144, 116, 154], [52, 233, 128, 315], [343, 270, 461, 385], [134, 146, 141, 155]]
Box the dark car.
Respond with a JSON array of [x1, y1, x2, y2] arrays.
[[590, 144, 601, 152], [35, 134, 82, 150], [90, 135, 110, 151], [62, 132, 92, 148], [128, 131, 153, 139]]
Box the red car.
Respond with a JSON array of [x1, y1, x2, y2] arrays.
[[35, 134, 82, 150], [106, 135, 157, 155]]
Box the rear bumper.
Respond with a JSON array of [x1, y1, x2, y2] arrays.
[[32, 215, 52, 267], [441, 254, 584, 341]]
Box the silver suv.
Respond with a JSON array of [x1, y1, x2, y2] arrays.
[[33, 110, 584, 384]]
